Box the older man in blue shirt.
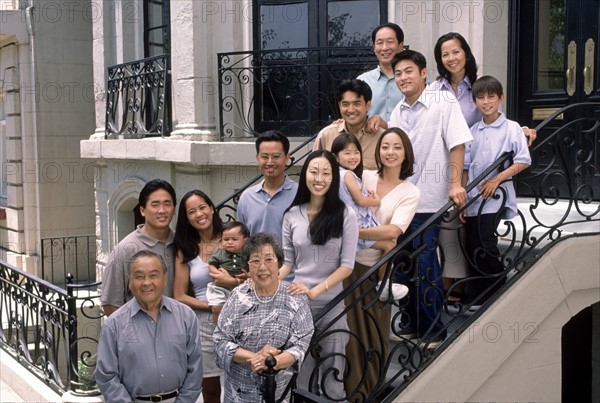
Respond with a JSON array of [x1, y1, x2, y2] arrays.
[[358, 23, 405, 122], [96, 250, 202, 402]]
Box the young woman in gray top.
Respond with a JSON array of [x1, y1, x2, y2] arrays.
[[279, 150, 358, 401]]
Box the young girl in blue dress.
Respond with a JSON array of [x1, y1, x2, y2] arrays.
[[331, 133, 408, 301]]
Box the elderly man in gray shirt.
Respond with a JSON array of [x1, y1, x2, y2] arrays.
[[96, 250, 202, 402]]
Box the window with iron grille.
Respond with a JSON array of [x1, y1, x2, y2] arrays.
[[252, 0, 386, 136]]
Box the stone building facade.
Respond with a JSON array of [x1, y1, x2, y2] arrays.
[[1, 0, 95, 275], [79, 0, 510, 282]]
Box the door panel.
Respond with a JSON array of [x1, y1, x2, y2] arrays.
[[511, 0, 600, 199]]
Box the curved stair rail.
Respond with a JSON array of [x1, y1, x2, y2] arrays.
[[293, 102, 600, 402]]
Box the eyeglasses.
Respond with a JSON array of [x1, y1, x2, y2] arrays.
[[258, 153, 284, 162], [247, 256, 278, 267]]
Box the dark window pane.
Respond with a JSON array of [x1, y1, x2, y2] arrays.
[[145, 0, 169, 56], [537, 0, 565, 91], [260, 3, 309, 49], [148, 2, 163, 27], [148, 28, 166, 55], [328, 1, 379, 47]]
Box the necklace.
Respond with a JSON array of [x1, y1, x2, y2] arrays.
[[253, 281, 280, 304]]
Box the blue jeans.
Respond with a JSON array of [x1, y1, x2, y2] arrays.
[[395, 213, 445, 335]]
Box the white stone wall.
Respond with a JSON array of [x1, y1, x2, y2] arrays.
[[397, 235, 600, 402], [0, 2, 96, 276]]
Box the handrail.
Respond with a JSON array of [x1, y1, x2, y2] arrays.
[[311, 150, 517, 323], [297, 101, 600, 402], [0, 260, 102, 396]]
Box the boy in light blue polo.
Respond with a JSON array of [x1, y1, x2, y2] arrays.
[[463, 75, 531, 302]]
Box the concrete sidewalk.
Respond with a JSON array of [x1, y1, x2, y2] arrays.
[[0, 378, 25, 402], [0, 350, 62, 403]]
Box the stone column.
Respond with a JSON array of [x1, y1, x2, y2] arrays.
[[169, 0, 218, 141], [90, 0, 109, 139]]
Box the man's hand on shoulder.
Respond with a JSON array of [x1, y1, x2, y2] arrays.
[[366, 115, 386, 133]]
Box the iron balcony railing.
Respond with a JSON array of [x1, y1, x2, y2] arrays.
[[217, 47, 378, 140], [0, 264, 102, 396], [41, 235, 96, 288], [105, 54, 171, 138], [215, 102, 600, 401]]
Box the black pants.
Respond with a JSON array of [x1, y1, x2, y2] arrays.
[[465, 213, 506, 303]]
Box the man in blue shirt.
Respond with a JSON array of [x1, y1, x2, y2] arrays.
[[358, 23, 405, 123], [237, 130, 298, 244], [96, 250, 202, 402]]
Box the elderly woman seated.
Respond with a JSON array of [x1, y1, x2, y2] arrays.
[[213, 232, 314, 402]]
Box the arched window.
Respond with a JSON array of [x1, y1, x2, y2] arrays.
[[108, 180, 145, 246]]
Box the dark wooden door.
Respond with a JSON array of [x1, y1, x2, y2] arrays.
[[510, 0, 600, 199]]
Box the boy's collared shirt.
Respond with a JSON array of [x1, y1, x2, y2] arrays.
[[465, 112, 532, 219]]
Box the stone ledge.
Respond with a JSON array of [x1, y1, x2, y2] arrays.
[[80, 138, 313, 166]]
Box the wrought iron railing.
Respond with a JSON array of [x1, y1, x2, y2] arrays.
[[217, 47, 377, 140], [2, 103, 596, 401], [41, 235, 96, 288], [214, 102, 599, 401], [0, 262, 102, 396], [105, 54, 171, 138], [301, 102, 600, 402]]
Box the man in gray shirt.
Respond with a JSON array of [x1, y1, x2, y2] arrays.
[[101, 179, 176, 316], [96, 250, 202, 402]]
